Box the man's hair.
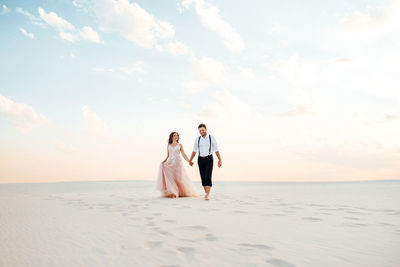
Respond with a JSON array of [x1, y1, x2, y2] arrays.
[[198, 123, 207, 129]]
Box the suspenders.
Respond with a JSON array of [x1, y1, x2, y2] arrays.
[[198, 134, 212, 156]]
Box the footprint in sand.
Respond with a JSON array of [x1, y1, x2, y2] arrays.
[[205, 233, 218, 241], [150, 226, 171, 235], [376, 222, 395, 227], [288, 206, 304, 210], [233, 210, 248, 214], [274, 203, 291, 207], [146, 221, 156, 226], [331, 207, 354, 211], [177, 246, 196, 253], [344, 216, 360, 220], [176, 246, 196, 259], [239, 243, 274, 250], [263, 213, 286, 217], [266, 258, 296, 267], [164, 219, 176, 224], [341, 222, 369, 227], [305, 203, 328, 207], [315, 212, 332, 216], [301, 217, 323, 222], [180, 225, 208, 231], [318, 208, 339, 212], [344, 210, 371, 215], [282, 210, 296, 213], [199, 208, 220, 212], [386, 211, 400, 216], [143, 241, 163, 249]]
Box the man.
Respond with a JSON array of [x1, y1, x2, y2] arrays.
[[189, 123, 222, 200]]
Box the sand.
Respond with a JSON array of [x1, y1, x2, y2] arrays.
[[0, 180, 399, 267]]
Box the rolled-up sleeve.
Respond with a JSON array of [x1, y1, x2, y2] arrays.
[[193, 137, 198, 152], [211, 135, 219, 153]]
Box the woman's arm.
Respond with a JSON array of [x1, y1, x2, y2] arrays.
[[180, 144, 190, 162], [162, 145, 169, 163]]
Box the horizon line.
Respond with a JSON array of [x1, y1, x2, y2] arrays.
[[0, 178, 399, 185]]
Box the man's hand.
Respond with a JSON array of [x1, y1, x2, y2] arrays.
[[218, 160, 222, 168], [189, 161, 194, 166]]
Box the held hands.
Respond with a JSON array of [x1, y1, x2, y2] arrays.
[[187, 160, 220, 167]]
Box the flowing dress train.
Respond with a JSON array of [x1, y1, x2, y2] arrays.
[[156, 144, 198, 197]]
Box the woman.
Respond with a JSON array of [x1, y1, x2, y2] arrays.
[[156, 132, 198, 198]]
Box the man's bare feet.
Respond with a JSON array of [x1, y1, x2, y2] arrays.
[[205, 194, 210, 200]]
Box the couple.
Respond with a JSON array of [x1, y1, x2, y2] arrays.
[[156, 124, 222, 200]]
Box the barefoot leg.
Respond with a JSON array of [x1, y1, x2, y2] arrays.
[[203, 186, 211, 200]]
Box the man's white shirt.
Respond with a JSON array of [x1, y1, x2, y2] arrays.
[[193, 133, 219, 157]]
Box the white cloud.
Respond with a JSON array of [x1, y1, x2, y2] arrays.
[[154, 21, 175, 39], [37, 7, 101, 43], [20, 28, 34, 39], [339, 1, 400, 33], [79, 26, 101, 43], [251, 0, 400, 173], [16, 7, 45, 27], [92, 61, 145, 75], [181, 0, 244, 53], [90, 0, 175, 48], [1, 4, 10, 14], [322, 0, 400, 52], [183, 52, 228, 93], [177, 3, 184, 14], [277, 92, 317, 117], [38, 7, 75, 32], [120, 61, 144, 74], [267, 53, 320, 89], [72, 1, 83, 8], [0, 94, 49, 133], [166, 41, 189, 56], [197, 88, 260, 119], [59, 31, 79, 42], [82, 105, 112, 139], [16, 7, 35, 20]]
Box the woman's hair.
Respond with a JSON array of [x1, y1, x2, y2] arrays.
[[168, 132, 179, 144]]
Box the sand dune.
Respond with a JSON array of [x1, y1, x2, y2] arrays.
[[0, 180, 399, 266]]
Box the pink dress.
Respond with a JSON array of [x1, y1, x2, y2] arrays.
[[156, 143, 198, 197]]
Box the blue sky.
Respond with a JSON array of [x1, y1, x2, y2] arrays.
[[1, 0, 399, 183]]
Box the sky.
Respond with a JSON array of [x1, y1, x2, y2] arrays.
[[0, 0, 399, 184]]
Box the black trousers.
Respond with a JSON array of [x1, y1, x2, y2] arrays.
[[198, 154, 213, 186]]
